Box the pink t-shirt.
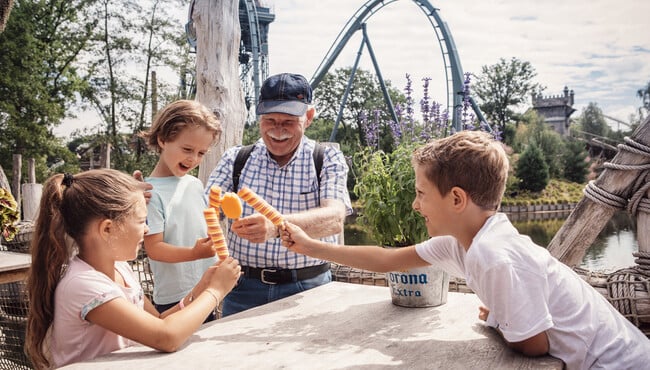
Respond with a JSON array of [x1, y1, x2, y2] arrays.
[[50, 256, 144, 367]]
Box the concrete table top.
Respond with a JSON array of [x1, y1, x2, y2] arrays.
[[61, 282, 563, 369]]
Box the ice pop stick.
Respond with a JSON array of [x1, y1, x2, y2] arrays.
[[221, 192, 243, 219], [203, 208, 229, 260], [237, 186, 284, 226], [208, 185, 222, 210]]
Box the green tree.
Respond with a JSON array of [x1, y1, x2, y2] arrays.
[[0, 0, 92, 183], [562, 139, 588, 183], [473, 57, 543, 136], [78, 0, 189, 173], [578, 102, 609, 139], [516, 142, 549, 192], [513, 111, 565, 179], [313, 67, 405, 151]]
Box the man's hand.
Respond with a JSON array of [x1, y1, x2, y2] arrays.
[[231, 213, 276, 243], [133, 170, 153, 204]]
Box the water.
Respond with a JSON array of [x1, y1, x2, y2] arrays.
[[344, 210, 639, 273]]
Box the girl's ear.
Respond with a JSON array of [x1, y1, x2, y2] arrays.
[[450, 186, 468, 212], [98, 218, 113, 241]]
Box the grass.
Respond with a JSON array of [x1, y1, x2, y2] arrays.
[[501, 179, 585, 206]]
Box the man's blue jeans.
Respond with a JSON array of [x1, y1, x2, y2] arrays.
[[221, 270, 331, 317]]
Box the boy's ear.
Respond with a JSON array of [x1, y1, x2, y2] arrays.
[[450, 186, 468, 212]]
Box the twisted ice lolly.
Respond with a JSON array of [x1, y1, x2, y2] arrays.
[[208, 185, 222, 210], [221, 192, 243, 219], [237, 186, 284, 226], [203, 207, 229, 260]]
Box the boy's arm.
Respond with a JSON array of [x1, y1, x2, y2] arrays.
[[506, 331, 549, 357], [479, 302, 550, 357], [487, 320, 549, 357], [144, 233, 215, 263], [281, 222, 430, 272]]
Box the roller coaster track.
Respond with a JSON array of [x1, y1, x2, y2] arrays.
[[310, 0, 486, 132]]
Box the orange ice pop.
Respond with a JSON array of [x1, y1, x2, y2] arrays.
[[221, 192, 243, 219], [237, 186, 284, 226], [208, 185, 222, 210], [203, 208, 229, 260]]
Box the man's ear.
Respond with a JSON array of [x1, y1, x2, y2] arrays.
[[304, 106, 316, 128], [450, 186, 468, 212]]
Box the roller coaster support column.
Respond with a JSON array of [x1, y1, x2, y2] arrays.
[[362, 24, 398, 126], [330, 36, 365, 142]]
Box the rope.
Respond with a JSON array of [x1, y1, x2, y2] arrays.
[[583, 181, 626, 210], [605, 266, 650, 330], [583, 136, 650, 217], [628, 172, 650, 215]]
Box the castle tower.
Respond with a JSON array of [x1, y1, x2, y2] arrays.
[[531, 86, 576, 136]]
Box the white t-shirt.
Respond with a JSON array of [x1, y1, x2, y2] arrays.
[[415, 213, 650, 370], [51, 256, 143, 367]]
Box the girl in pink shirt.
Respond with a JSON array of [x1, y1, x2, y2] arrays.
[[24, 169, 241, 369]]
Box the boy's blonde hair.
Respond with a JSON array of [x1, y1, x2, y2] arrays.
[[412, 130, 509, 211], [141, 99, 222, 153]]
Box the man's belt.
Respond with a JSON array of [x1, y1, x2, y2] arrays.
[[241, 263, 330, 285]]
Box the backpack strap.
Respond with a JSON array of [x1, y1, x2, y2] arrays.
[[312, 142, 324, 186], [233, 144, 255, 192], [232, 142, 325, 192]]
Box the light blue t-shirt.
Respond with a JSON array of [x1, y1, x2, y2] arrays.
[[145, 175, 217, 305]]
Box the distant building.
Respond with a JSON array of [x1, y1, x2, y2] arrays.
[[532, 86, 576, 136]]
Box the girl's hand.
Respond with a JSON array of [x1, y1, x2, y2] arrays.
[[192, 237, 217, 259], [208, 257, 241, 296]]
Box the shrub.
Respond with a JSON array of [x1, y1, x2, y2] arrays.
[[516, 142, 549, 192]]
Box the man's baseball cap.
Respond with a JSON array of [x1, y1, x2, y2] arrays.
[[256, 73, 312, 116]]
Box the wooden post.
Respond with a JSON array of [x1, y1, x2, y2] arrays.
[[12, 154, 21, 215], [0, 164, 10, 193], [21, 158, 41, 221], [27, 158, 35, 183], [193, 0, 247, 185], [99, 143, 111, 169], [547, 117, 650, 266], [638, 187, 650, 254]]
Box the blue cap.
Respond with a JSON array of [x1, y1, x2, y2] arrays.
[[256, 73, 312, 116]]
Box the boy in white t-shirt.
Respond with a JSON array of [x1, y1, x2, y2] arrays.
[[280, 130, 650, 369]]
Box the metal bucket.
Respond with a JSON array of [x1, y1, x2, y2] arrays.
[[388, 265, 449, 307]]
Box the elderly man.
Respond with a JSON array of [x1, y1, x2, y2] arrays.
[[205, 73, 352, 316]]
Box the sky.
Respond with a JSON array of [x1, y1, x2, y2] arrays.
[[56, 0, 650, 136]]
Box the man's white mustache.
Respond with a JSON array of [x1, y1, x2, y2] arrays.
[[269, 133, 293, 140]]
